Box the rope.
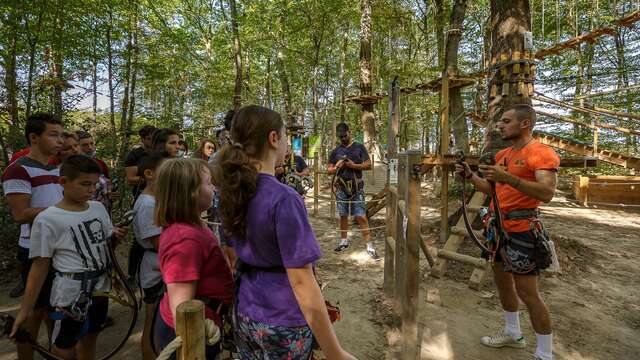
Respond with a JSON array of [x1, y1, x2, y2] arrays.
[[303, 194, 388, 204], [313, 225, 389, 233], [156, 318, 221, 360]]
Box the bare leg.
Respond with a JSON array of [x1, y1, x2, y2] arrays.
[[52, 345, 76, 360], [354, 216, 371, 246], [492, 262, 519, 312], [75, 332, 98, 360], [339, 216, 349, 240], [513, 274, 552, 334]]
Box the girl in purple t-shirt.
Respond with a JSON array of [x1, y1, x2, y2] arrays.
[[212, 105, 356, 360]]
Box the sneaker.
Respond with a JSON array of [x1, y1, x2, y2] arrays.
[[367, 248, 381, 261], [9, 281, 25, 298], [334, 242, 350, 253], [480, 330, 526, 349]]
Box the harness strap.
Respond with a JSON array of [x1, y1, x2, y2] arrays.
[[55, 269, 107, 281], [503, 208, 539, 220]]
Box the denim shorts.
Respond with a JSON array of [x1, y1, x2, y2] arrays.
[[336, 188, 366, 217]]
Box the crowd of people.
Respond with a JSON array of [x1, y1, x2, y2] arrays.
[[2, 107, 365, 360], [2, 102, 558, 360]]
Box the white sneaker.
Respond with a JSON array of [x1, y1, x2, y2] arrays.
[[480, 330, 526, 348]]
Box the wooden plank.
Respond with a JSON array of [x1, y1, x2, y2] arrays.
[[175, 300, 206, 360], [431, 192, 487, 278], [401, 152, 422, 360], [438, 249, 487, 268]]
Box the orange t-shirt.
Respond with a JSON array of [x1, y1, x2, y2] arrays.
[[491, 141, 560, 232]]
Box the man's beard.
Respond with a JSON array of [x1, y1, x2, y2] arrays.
[[501, 131, 519, 141]]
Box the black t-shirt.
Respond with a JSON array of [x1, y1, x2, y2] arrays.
[[276, 155, 308, 182], [125, 147, 147, 196], [329, 142, 370, 184]]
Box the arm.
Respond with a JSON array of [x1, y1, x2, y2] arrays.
[[345, 159, 371, 171], [287, 265, 354, 360], [10, 257, 51, 338], [454, 163, 492, 195], [478, 165, 557, 202], [166, 282, 197, 323], [5, 194, 45, 224], [125, 166, 140, 186]]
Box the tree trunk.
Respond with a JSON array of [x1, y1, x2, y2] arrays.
[[228, 0, 243, 111], [118, 10, 134, 163], [339, 31, 348, 123], [52, 3, 65, 119], [107, 9, 117, 136], [485, 0, 532, 155], [4, 6, 20, 145], [92, 57, 98, 123], [25, 6, 44, 120], [276, 49, 293, 125], [265, 53, 272, 108], [434, 0, 445, 68], [359, 0, 378, 156], [445, 0, 469, 153]]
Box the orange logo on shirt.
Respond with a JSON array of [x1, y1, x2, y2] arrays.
[[514, 159, 526, 166]]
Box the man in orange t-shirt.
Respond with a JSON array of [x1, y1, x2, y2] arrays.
[[455, 104, 558, 360]]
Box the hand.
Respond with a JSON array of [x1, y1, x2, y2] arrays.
[[113, 227, 127, 242], [343, 159, 355, 169], [454, 162, 473, 179], [335, 160, 345, 169], [478, 164, 508, 183], [10, 308, 31, 340]]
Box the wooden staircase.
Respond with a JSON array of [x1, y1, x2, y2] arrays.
[[533, 131, 640, 171]]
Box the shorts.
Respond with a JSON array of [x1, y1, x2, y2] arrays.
[[153, 306, 220, 360], [234, 312, 314, 359], [17, 246, 54, 309], [493, 231, 540, 276], [336, 188, 366, 218], [142, 280, 165, 304], [51, 296, 109, 349]]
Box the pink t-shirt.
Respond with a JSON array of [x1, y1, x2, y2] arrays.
[[158, 223, 234, 328]]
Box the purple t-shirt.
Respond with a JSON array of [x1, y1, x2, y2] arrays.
[[230, 174, 322, 327]]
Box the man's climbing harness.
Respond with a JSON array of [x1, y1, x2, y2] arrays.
[[0, 211, 139, 360]]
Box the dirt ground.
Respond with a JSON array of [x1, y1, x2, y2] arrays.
[[1, 179, 639, 359]]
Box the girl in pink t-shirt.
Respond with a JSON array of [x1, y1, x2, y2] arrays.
[[152, 158, 234, 359]]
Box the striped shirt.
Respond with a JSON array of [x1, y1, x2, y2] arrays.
[[2, 156, 63, 249]]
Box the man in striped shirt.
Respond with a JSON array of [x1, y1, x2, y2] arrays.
[[2, 112, 64, 359]]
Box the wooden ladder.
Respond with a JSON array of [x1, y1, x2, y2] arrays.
[[430, 191, 491, 290]]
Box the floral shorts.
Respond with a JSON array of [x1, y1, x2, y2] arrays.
[[234, 312, 314, 360]]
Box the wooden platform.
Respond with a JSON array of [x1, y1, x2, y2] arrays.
[[573, 175, 640, 206]]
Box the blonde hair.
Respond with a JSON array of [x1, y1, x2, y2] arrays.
[[154, 158, 210, 227]]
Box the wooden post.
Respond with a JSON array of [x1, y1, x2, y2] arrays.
[[384, 184, 397, 296], [592, 117, 599, 157], [385, 78, 400, 297], [371, 154, 376, 185], [580, 176, 590, 206], [394, 153, 408, 307], [401, 151, 422, 360], [175, 300, 206, 360], [439, 70, 451, 244], [330, 188, 336, 221], [313, 152, 319, 217]]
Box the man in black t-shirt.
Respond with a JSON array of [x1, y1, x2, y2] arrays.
[[275, 148, 309, 182], [327, 122, 379, 260], [125, 125, 157, 198]]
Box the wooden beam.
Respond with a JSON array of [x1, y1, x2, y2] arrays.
[[175, 300, 206, 360], [537, 110, 640, 136], [438, 249, 487, 268], [533, 93, 640, 121], [535, 11, 640, 59], [573, 83, 640, 100]]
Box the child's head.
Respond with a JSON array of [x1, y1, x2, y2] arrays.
[[210, 105, 286, 237], [60, 155, 102, 203], [154, 158, 213, 227], [151, 128, 180, 158], [75, 130, 96, 157], [194, 139, 215, 160], [25, 112, 63, 156], [137, 150, 170, 184]]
